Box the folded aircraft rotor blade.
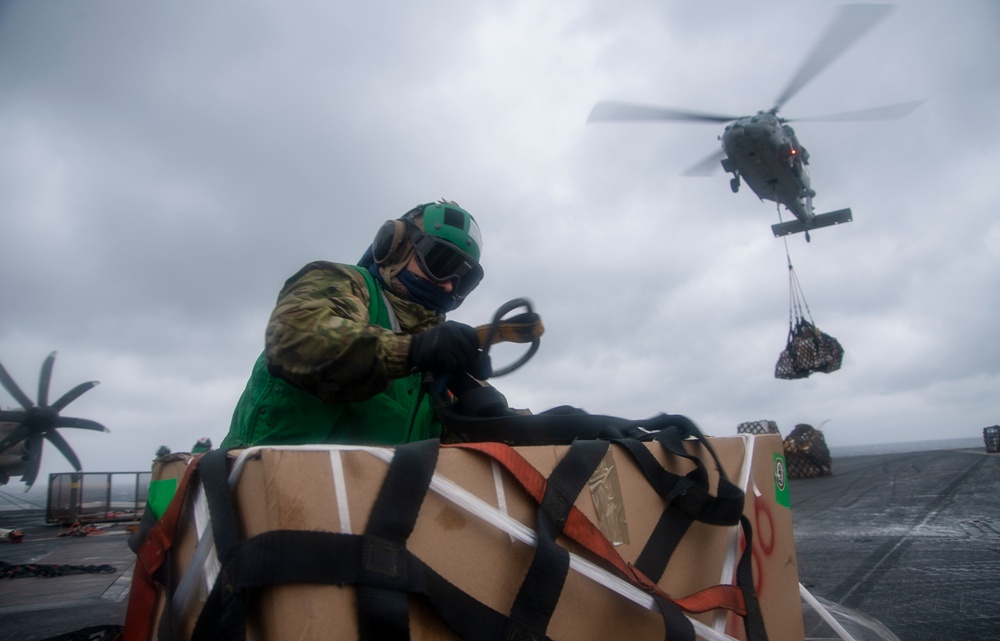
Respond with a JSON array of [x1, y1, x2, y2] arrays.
[[21, 432, 44, 488], [46, 430, 83, 472], [772, 4, 894, 112], [0, 423, 32, 455], [588, 101, 739, 124], [50, 380, 100, 412], [682, 148, 727, 176], [789, 99, 927, 123], [38, 351, 56, 407], [0, 361, 34, 410], [52, 416, 109, 433]]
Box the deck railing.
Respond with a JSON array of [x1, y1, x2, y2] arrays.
[[46, 470, 152, 524]]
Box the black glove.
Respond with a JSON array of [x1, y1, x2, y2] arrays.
[[408, 321, 481, 374]]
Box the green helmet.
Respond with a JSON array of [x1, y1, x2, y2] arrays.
[[418, 201, 482, 261], [408, 201, 484, 300]]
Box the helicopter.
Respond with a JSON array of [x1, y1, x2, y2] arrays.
[[587, 4, 925, 241], [0, 352, 108, 488]]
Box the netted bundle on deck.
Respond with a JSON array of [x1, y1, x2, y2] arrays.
[[775, 319, 844, 380], [782, 423, 832, 478], [984, 426, 1000, 454], [737, 420, 781, 436]]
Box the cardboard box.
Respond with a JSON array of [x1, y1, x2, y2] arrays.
[[148, 434, 802, 641]]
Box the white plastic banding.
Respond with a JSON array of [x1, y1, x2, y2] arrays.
[[329, 450, 352, 533], [491, 459, 515, 543], [712, 433, 756, 634], [799, 583, 859, 641]]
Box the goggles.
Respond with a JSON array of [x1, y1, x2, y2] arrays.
[[411, 230, 484, 299]]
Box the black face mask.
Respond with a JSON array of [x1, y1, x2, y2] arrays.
[[397, 269, 458, 313], [365, 262, 458, 314]]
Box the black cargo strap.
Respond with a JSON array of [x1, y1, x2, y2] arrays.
[[506, 440, 604, 640], [187, 440, 700, 641], [192, 441, 433, 641], [188, 437, 762, 641], [193, 529, 552, 641], [613, 438, 744, 581], [614, 425, 767, 641], [736, 514, 769, 641], [439, 405, 767, 641], [438, 403, 685, 445], [190, 440, 563, 641], [357, 438, 439, 640], [507, 439, 695, 641], [621, 441, 766, 641]]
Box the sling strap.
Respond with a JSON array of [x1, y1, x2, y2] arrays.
[[123, 455, 203, 641], [446, 436, 769, 641]]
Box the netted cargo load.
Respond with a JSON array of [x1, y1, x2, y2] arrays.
[[984, 425, 1000, 454], [775, 260, 844, 380], [782, 423, 832, 478], [775, 319, 844, 379], [737, 420, 782, 436]]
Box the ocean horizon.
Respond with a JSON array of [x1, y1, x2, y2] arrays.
[[0, 435, 991, 512]]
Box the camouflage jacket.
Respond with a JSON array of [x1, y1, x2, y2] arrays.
[[265, 261, 443, 403], [222, 261, 446, 448]]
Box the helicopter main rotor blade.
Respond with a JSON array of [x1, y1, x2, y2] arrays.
[[789, 99, 927, 122], [46, 430, 83, 472], [682, 148, 727, 176], [50, 380, 100, 412], [588, 101, 739, 124], [52, 416, 109, 433], [0, 361, 34, 410], [772, 4, 894, 113], [38, 351, 56, 407]]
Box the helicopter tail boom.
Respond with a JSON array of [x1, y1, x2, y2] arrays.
[[772, 208, 853, 238]]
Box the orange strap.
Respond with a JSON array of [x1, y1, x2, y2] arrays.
[[123, 456, 202, 641], [444, 441, 748, 616]]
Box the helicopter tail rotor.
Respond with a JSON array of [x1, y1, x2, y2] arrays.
[[0, 352, 108, 488]]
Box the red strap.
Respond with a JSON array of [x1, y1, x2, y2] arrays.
[[123, 457, 202, 641], [444, 441, 748, 616]]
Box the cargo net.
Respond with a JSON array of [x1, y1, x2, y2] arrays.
[[736, 420, 781, 436], [775, 260, 844, 380], [984, 426, 1000, 454], [782, 423, 832, 478], [775, 319, 845, 379]]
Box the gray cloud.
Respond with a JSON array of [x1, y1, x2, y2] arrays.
[[1, 0, 997, 481]]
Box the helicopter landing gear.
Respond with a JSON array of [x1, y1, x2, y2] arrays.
[[730, 176, 740, 193], [805, 231, 811, 243]]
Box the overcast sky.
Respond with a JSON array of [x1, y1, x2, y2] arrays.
[[1, 0, 998, 482]]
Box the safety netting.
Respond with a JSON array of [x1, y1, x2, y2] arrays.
[[782, 423, 832, 479], [984, 425, 1000, 453], [736, 420, 782, 436]]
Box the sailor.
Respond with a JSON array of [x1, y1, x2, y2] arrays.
[[222, 200, 490, 448], [191, 437, 212, 454]]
